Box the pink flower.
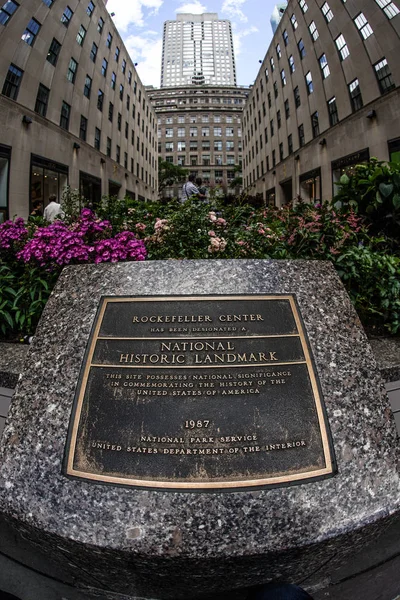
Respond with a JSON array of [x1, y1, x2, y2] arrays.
[[208, 230, 216, 237]]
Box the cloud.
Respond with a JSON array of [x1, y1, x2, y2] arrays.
[[124, 33, 163, 87], [106, 0, 163, 31], [232, 25, 258, 57], [221, 0, 248, 22], [176, 1, 208, 14]]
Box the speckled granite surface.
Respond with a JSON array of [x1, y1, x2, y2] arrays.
[[0, 343, 28, 388], [0, 260, 399, 600], [369, 337, 400, 384]]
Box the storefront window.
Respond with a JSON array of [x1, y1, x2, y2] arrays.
[[30, 155, 68, 210], [80, 171, 102, 207], [331, 148, 369, 193], [300, 168, 321, 203], [266, 187, 276, 206], [0, 145, 11, 222], [388, 138, 400, 163]]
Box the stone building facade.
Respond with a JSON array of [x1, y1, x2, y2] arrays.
[[148, 85, 248, 200], [0, 0, 158, 221], [243, 0, 400, 206]]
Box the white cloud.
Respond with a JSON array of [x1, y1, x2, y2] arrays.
[[176, 1, 208, 14], [221, 0, 248, 22], [232, 25, 258, 57], [106, 0, 163, 32], [124, 34, 163, 87]]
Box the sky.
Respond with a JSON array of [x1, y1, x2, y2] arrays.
[[105, 0, 280, 88]]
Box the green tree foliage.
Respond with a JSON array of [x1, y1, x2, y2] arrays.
[[158, 158, 187, 198]]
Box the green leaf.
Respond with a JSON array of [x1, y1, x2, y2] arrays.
[[379, 183, 394, 198], [339, 174, 350, 185], [393, 194, 400, 210]]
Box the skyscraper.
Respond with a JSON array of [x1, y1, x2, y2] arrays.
[[270, 2, 287, 34], [161, 13, 236, 88]]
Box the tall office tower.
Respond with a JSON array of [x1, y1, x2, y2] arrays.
[[270, 3, 287, 34], [161, 13, 236, 88]]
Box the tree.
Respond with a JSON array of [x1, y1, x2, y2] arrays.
[[158, 158, 187, 198]]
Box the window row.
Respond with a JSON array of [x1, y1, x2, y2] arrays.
[[163, 142, 239, 152]]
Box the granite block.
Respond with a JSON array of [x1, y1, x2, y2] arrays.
[[0, 260, 399, 600]]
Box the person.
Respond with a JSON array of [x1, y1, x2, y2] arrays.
[[29, 200, 43, 218], [246, 583, 314, 599], [43, 194, 64, 222], [181, 174, 206, 203], [195, 177, 208, 202]]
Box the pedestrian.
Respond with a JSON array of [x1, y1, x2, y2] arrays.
[[195, 177, 208, 202], [43, 194, 64, 222], [29, 200, 43, 218], [181, 174, 205, 203]]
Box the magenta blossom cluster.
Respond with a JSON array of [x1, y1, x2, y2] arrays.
[[16, 210, 146, 267], [0, 218, 28, 251]]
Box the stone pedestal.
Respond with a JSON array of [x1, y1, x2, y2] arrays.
[[0, 260, 399, 600]]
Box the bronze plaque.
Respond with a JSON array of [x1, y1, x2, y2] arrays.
[[64, 295, 336, 490]]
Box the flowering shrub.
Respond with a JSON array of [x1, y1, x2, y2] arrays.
[[0, 199, 398, 338]]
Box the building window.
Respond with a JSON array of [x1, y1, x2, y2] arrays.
[[289, 55, 295, 73], [47, 38, 61, 65], [335, 34, 349, 60], [60, 101, 70, 130], [281, 69, 287, 86], [34, 83, 49, 116], [83, 75, 92, 98], [279, 143, 284, 161], [119, 83, 124, 100], [311, 112, 319, 138], [272, 150, 276, 167], [108, 101, 113, 122], [274, 81, 278, 98], [321, 2, 334, 21], [348, 79, 363, 111], [309, 21, 319, 41], [270, 56, 275, 71], [122, 59, 126, 74], [124, 152, 128, 169], [201, 127, 209, 137], [305, 71, 313, 94], [97, 88, 104, 111], [294, 86, 301, 108], [290, 13, 298, 29], [226, 127, 234, 137], [375, 0, 400, 18], [165, 142, 173, 152], [67, 58, 78, 83], [94, 127, 101, 150], [61, 5, 73, 27], [270, 119, 274, 137], [0, 0, 19, 25], [374, 58, 395, 93], [76, 25, 86, 46], [177, 141, 186, 151], [106, 137, 111, 157], [268, 92, 271, 108], [126, 94, 130, 110], [298, 123, 305, 147], [283, 29, 289, 46], [213, 127, 222, 136], [165, 128, 173, 137], [106, 32, 112, 48], [79, 115, 87, 141], [298, 39, 305, 59], [101, 58, 108, 76], [299, 0, 308, 12], [114, 46, 120, 62], [277, 110, 282, 129], [288, 134, 293, 154], [328, 97, 339, 125], [319, 53, 330, 79], [22, 18, 40, 46], [354, 13, 374, 39], [265, 68, 269, 82], [90, 42, 98, 62], [116, 145, 120, 163], [117, 112, 121, 131], [42, 0, 54, 6], [97, 16, 104, 32], [284, 99, 290, 119], [87, 1, 95, 17], [128, 70, 132, 84], [111, 72, 116, 89], [276, 43, 282, 59]]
